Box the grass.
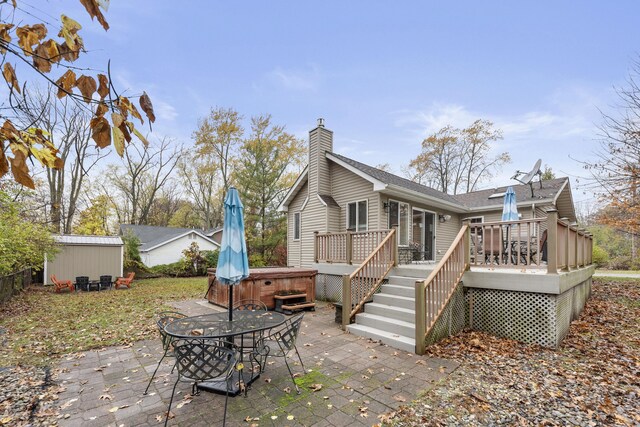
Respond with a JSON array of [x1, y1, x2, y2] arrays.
[[596, 269, 640, 274], [0, 277, 206, 366]]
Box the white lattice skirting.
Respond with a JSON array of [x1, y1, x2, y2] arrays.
[[466, 277, 592, 347]]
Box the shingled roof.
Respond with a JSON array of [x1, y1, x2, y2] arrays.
[[453, 177, 568, 210], [119, 225, 217, 251], [328, 152, 461, 205]]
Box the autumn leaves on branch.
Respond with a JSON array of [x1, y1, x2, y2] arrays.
[[0, 0, 155, 188]]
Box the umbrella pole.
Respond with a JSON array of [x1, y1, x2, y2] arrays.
[[229, 286, 233, 322]]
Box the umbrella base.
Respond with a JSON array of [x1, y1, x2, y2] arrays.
[[197, 369, 260, 397]]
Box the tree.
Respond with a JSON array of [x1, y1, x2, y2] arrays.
[[541, 164, 556, 180], [168, 201, 202, 228], [105, 137, 182, 225], [185, 107, 243, 228], [0, 190, 57, 274], [0, 1, 154, 189], [407, 120, 510, 194], [18, 87, 107, 233], [235, 115, 305, 266], [74, 194, 111, 235], [584, 56, 640, 254]]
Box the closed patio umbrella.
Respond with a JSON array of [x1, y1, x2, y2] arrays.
[[216, 187, 250, 321], [501, 186, 519, 222]]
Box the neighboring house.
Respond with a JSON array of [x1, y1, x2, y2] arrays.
[[119, 225, 220, 267], [278, 119, 594, 354]]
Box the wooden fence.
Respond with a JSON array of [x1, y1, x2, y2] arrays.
[[0, 268, 32, 303]]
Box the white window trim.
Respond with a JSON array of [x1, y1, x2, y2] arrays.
[[388, 199, 410, 247], [462, 216, 485, 223], [346, 199, 368, 232], [293, 212, 301, 241]]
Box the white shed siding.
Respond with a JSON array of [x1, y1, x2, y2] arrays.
[[46, 244, 122, 284], [143, 234, 218, 267]]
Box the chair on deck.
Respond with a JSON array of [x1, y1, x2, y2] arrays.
[[482, 228, 503, 264], [75, 276, 89, 292], [165, 339, 238, 427], [115, 272, 135, 289], [144, 311, 188, 395], [50, 275, 74, 293], [540, 229, 548, 263], [252, 313, 305, 393], [233, 299, 268, 312]]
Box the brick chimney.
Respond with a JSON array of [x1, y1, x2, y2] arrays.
[[308, 118, 333, 196]]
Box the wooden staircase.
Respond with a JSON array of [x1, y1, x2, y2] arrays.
[[347, 267, 431, 352]]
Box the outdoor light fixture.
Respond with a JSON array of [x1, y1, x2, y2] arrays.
[[438, 214, 451, 223], [383, 202, 390, 213]]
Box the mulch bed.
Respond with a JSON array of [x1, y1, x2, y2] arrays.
[[383, 279, 640, 426]]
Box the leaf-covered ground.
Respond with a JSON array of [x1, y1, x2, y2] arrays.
[[385, 279, 640, 426], [0, 277, 205, 367]]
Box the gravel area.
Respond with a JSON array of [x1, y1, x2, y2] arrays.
[[0, 366, 63, 426], [385, 279, 640, 426]]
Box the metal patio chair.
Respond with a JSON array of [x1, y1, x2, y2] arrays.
[[164, 339, 238, 427], [75, 276, 89, 292], [252, 313, 305, 393], [233, 299, 268, 311], [144, 311, 188, 395], [99, 275, 112, 290]]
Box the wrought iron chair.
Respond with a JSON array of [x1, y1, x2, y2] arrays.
[[144, 311, 188, 395], [233, 299, 268, 311], [483, 228, 504, 264], [75, 276, 89, 292], [252, 313, 305, 393], [165, 339, 238, 427]]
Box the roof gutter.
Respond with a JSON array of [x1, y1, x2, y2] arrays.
[[383, 185, 470, 213]]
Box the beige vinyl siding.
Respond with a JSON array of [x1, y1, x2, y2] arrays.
[[330, 163, 380, 231], [287, 181, 308, 267], [327, 205, 340, 233], [317, 131, 332, 195], [300, 196, 327, 267], [46, 245, 122, 284]]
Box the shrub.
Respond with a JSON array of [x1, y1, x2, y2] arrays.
[[150, 260, 193, 277], [591, 245, 609, 268], [202, 250, 219, 269], [607, 256, 632, 270]]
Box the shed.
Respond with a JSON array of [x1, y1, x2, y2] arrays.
[[44, 235, 124, 285]]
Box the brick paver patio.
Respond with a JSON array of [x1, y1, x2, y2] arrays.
[[56, 301, 458, 426]]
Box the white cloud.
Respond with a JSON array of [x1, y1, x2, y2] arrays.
[[268, 64, 321, 91]]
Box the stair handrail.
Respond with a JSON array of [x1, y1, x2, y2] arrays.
[[415, 224, 470, 354], [342, 228, 397, 329]]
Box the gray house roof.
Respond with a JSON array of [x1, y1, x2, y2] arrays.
[[119, 225, 218, 252], [327, 152, 462, 206], [453, 177, 569, 210]]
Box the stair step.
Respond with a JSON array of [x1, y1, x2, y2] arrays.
[[386, 276, 424, 287], [380, 284, 415, 297], [373, 293, 415, 310], [354, 313, 415, 337], [347, 324, 415, 353], [365, 302, 415, 323]]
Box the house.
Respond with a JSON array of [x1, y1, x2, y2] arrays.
[[279, 119, 594, 354], [44, 235, 123, 285], [119, 225, 220, 267]]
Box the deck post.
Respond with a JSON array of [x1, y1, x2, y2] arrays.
[[578, 229, 586, 267], [415, 280, 426, 355], [314, 231, 319, 263], [346, 231, 353, 265], [341, 275, 351, 330], [546, 209, 558, 274], [462, 220, 471, 270], [562, 219, 570, 271], [392, 227, 398, 266]]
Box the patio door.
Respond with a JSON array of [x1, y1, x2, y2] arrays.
[[412, 209, 435, 261]]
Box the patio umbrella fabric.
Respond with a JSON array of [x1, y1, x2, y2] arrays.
[[501, 186, 519, 222], [216, 187, 250, 321]]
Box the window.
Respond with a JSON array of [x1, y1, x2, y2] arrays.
[[387, 200, 409, 246], [347, 200, 368, 232], [293, 212, 301, 240]]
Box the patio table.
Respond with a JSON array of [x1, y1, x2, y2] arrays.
[[163, 310, 286, 396]]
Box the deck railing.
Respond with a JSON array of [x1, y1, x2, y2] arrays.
[[415, 225, 469, 355], [315, 229, 392, 264], [547, 209, 593, 273], [341, 228, 397, 328]]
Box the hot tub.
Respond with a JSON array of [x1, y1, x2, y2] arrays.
[[206, 267, 317, 310]]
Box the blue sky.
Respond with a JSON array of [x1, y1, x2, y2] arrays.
[[29, 1, 640, 205]]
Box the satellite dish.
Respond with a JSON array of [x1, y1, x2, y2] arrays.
[[511, 159, 542, 197]]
